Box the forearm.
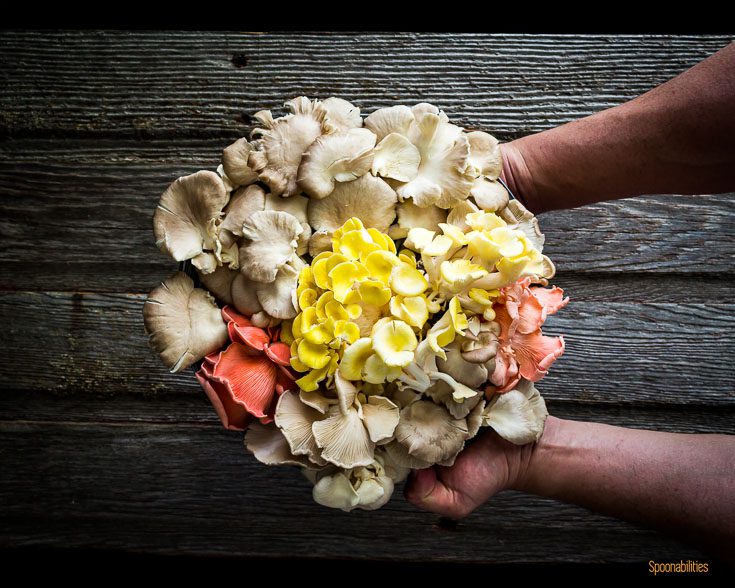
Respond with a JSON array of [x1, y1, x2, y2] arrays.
[[516, 416, 735, 559], [501, 43, 735, 213]]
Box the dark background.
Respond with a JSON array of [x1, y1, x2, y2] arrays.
[[0, 32, 733, 571]]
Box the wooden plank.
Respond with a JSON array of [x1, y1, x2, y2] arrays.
[[0, 420, 705, 562], [0, 140, 732, 292], [1, 291, 732, 406], [1, 390, 733, 434], [0, 33, 730, 138]]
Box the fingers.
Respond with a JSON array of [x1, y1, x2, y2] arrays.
[[404, 467, 475, 519]]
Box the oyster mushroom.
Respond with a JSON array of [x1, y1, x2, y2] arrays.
[[248, 96, 333, 197], [437, 340, 488, 389], [312, 459, 395, 512], [364, 105, 415, 142], [321, 97, 363, 131], [307, 173, 397, 234], [297, 128, 377, 199], [220, 184, 267, 241], [197, 265, 237, 305], [471, 178, 509, 212], [239, 210, 303, 283], [153, 170, 229, 273], [143, 271, 228, 373], [394, 400, 468, 464], [311, 372, 399, 469], [388, 200, 447, 240], [482, 379, 549, 445], [396, 113, 474, 209], [499, 198, 545, 252], [245, 421, 313, 467], [222, 138, 259, 187], [466, 131, 502, 180], [371, 132, 421, 183], [232, 257, 302, 324], [275, 390, 327, 466]]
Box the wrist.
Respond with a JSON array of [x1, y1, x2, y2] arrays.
[[499, 140, 544, 214], [510, 415, 565, 493]]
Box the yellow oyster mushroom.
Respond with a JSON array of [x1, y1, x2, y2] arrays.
[[367, 228, 397, 254], [335, 228, 378, 260], [422, 234, 453, 256], [280, 320, 295, 345], [372, 319, 417, 367], [405, 227, 436, 252], [488, 227, 525, 258], [448, 296, 468, 334], [324, 299, 350, 322], [332, 217, 365, 241], [364, 250, 400, 284], [296, 365, 329, 392], [329, 261, 370, 303], [340, 337, 375, 380], [389, 295, 429, 329], [298, 287, 318, 311], [398, 249, 416, 267], [334, 320, 360, 344], [466, 211, 506, 231], [363, 354, 403, 384], [390, 262, 428, 297], [440, 259, 488, 293], [297, 338, 332, 370], [358, 280, 392, 307], [315, 291, 334, 319], [438, 222, 469, 246]]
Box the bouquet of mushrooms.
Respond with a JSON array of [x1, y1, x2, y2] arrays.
[[144, 97, 568, 511]]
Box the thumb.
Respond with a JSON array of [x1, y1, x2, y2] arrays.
[[404, 467, 465, 518]]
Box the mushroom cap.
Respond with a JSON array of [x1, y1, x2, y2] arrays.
[[312, 405, 375, 469], [153, 170, 228, 263], [239, 210, 303, 283], [371, 132, 420, 182], [254, 258, 301, 319], [483, 379, 548, 445], [143, 271, 228, 372], [466, 131, 502, 180], [222, 138, 259, 187], [245, 421, 313, 467], [275, 390, 326, 466], [220, 184, 267, 237], [396, 200, 447, 234], [321, 97, 363, 131], [394, 400, 468, 464], [471, 178, 509, 212], [437, 340, 488, 388], [197, 265, 237, 305], [396, 114, 474, 208], [364, 105, 415, 142], [297, 128, 377, 199], [249, 97, 331, 197], [307, 173, 397, 233]]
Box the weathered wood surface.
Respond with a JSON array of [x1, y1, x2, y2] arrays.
[[0, 421, 705, 562], [0, 140, 732, 291], [0, 32, 733, 564], [2, 291, 733, 406], [0, 33, 731, 138]]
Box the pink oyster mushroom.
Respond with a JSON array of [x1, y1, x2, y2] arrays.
[[196, 306, 295, 430], [490, 277, 569, 394]]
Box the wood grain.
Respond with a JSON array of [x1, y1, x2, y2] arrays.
[[0, 33, 731, 138], [0, 140, 732, 292], [2, 390, 733, 434], [0, 32, 733, 564], [0, 420, 705, 562], [1, 291, 732, 406]]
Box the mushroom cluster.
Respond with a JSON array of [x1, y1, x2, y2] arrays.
[[143, 97, 569, 512]]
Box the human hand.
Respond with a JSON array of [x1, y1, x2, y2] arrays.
[[403, 426, 536, 519]]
